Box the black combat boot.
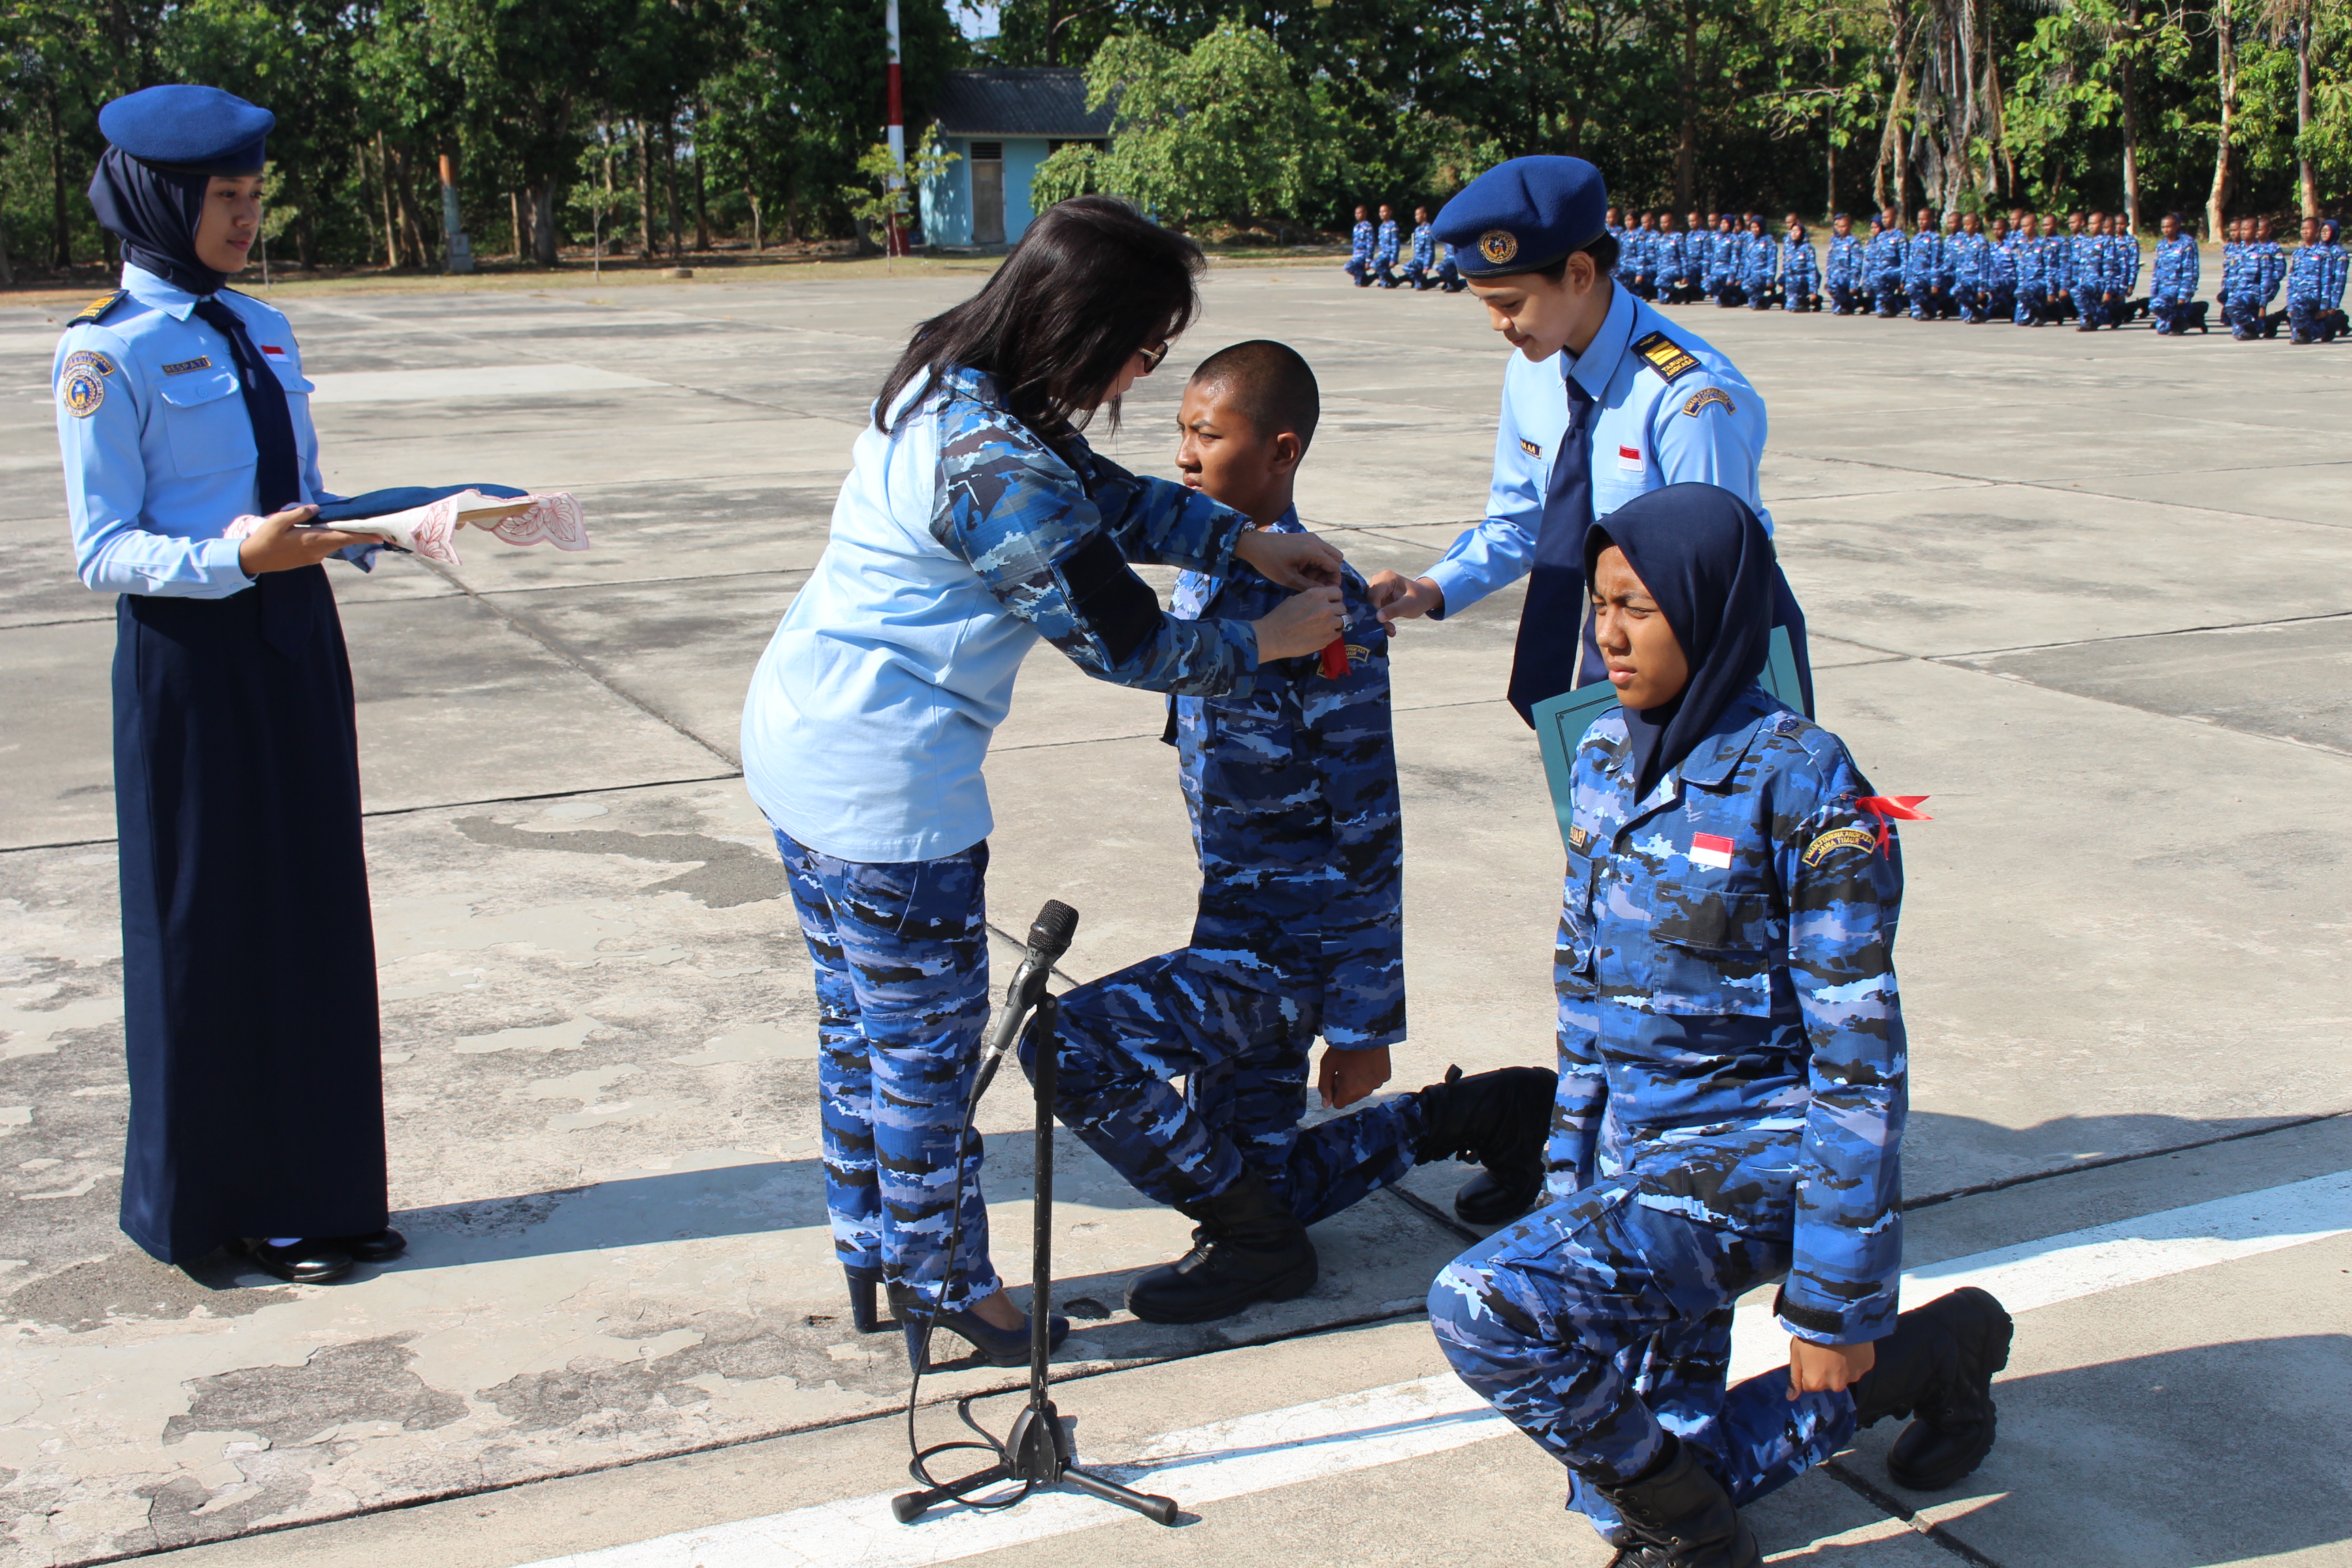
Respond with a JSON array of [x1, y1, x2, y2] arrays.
[[1409, 1064, 1556, 1225], [1848, 1286, 2014, 1490], [1125, 1169, 1316, 1324], [1596, 1437, 1762, 1568]]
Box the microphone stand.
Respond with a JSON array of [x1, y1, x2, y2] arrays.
[[892, 988, 1179, 1526]]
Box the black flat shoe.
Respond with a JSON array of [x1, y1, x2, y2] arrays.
[[232, 1237, 355, 1284], [845, 1264, 887, 1333], [324, 1229, 406, 1263]]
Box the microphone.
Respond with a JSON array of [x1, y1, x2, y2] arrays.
[[968, 900, 1079, 1107]]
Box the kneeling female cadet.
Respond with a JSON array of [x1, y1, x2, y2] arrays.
[[1426, 486, 2011, 1567]]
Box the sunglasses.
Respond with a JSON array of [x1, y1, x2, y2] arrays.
[[1136, 340, 1171, 374]]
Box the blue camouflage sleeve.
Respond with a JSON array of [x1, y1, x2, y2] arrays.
[[1772, 742, 1908, 1344], [935, 398, 1260, 696], [1547, 729, 1617, 1198], [1302, 570, 1406, 1049]]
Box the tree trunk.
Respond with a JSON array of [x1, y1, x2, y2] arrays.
[[377, 133, 400, 268], [638, 119, 655, 258], [2295, 5, 2317, 218], [392, 145, 431, 268], [664, 113, 683, 259], [2204, 0, 2236, 242], [1875, 57, 1912, 214], [1674, 0, 1699, 211], [50, 87, 71, 268], [2119, 0, 2141, 233], [748, 191, 763, 252], [693, 103, 710, 250], [532, 180, 559, 266], [1827, 39, 1839, 216]]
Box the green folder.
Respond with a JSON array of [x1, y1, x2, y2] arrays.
[[1530, 625, 1806, 860]]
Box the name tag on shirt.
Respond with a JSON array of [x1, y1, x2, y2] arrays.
[[161, 355, 213, 376]]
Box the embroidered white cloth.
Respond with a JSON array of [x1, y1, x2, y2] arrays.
[[225, 490, 589, 566]]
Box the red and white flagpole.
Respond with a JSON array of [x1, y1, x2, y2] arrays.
[[885, 0, 906, 258]]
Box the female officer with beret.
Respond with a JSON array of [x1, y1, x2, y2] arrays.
[[1365, 154, 1813, 1225], [53, 85, 397, 1284]]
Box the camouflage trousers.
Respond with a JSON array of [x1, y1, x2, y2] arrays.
[[1428, 1180, 1857, 1542], [1026, 951, 1425, 1224], [775, 830, 998, 1313]]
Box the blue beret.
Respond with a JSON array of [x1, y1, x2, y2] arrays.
[[1433, 156, 1608, 279], [99, 85, 272, 174]]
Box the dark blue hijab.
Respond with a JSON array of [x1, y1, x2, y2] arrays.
[[1584, 484, 1776, 800], [87, 148, 225, 296]]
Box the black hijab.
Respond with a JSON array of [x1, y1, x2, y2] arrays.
[[87, 147, 227, 296], [1584, 484, 1777, 800]]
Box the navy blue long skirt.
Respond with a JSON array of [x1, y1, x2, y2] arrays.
[[113, 565, 387, 1262]]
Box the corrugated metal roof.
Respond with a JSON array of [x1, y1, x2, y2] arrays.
[[931, 68, 1113, 139]]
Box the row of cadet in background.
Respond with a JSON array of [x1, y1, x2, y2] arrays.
[[1348, 197, 2350, 344]]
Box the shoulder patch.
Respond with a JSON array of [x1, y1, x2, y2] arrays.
[[69, 290, 129, 327], [1681, 387, 1735, 417], [1518, 436, 1543, 458], [60, 361, 107, 417], [1631, 330, 1699, 383], [62, 349, 116, 378], [1801, 826, 1877, 867]]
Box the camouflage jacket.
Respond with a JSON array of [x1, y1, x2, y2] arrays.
[[1166, 510, 1406, 1050], [1555, 685, 1908, 1343]]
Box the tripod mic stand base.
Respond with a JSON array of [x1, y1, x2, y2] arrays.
[[892, 1398, 1179, 1526]]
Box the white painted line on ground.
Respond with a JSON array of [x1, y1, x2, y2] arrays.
[[307, 364, 666, 402], [520, 1168, 2351, 1568]]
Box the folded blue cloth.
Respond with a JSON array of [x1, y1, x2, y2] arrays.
[[312, 483, 526, 523]]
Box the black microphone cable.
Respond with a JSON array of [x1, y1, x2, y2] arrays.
[[900, 901, 1079, 1507]]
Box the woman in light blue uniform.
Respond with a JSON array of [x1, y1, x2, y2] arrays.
[[738, 197, 1344, 1367], [53, 86, 399, 1284]]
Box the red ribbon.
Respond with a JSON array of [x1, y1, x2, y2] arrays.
[[1320, 637, 1350, 679], [1855, 795, 1931, 857]]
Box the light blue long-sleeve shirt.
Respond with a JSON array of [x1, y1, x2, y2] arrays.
[[52, 263, 361, 598], [741, 367, 1261, 865], [1422, 284, 1771, 621]]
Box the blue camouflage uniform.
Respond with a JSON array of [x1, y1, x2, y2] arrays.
[[2216, 235, 2245, 323], [1984, 233, 2018, 322], [2232, 237, 2287, 337], [1373, 218, 1403, 287], [2150, 234, 2201, 333], [1867, 225, 1907, 316], [745, 365, 1263, 1313], [2043, 229, 2076, 321], [1903, 226, 1944, 319], [1737, 231, 1778, 309], [1036, 508, 1424, 1220], [2107, 231, 2142, 324], [1627, 225, 1658, 297], [1405, 221, 1458, 291], [2286, 224, 2347, 342], [2013, 231, 2050, 323], [2070, 227, 2108, 326], [1824, 231, 1864, 314], [1429, 685, 1908, 1539], [1705, 227, 1740, 299], [1346, 219, 1377, 286], [1948, 231, 1991, 322], [1780, 233, 1819, 311]]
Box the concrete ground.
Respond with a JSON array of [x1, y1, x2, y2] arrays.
[[0, 263, 2344, 1568]]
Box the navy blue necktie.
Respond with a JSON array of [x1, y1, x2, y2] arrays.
[[1505, 372, 1601, 725], [194, 297, 313, 656]]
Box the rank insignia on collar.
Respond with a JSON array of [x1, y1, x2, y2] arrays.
[[1682, 387, 1734, 416], [162, 355, 214, 376], [69, 290, 129, 327], [1632, 330, 1699, 382], [1519, 437, 1543, 457]]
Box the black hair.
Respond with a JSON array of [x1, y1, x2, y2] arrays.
[[873, 196, 1203, 446], [1522, 229, 1619, 284], [1188, 339, 1321, 453]]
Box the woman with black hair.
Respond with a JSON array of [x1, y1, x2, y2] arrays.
[[740, 197, 1347, 1368]]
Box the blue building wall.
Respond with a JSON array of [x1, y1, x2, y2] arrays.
[[920, 135, 1056, 250]]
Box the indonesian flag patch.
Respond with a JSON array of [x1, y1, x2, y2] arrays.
[[261, 344, 287, 357], [1689, 832, 1735, 870], [1617, 444, 1644, 470]]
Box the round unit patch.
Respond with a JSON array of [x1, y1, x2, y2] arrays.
[[61, 367, 105, 417], [1479, 229, 1520, 267]]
